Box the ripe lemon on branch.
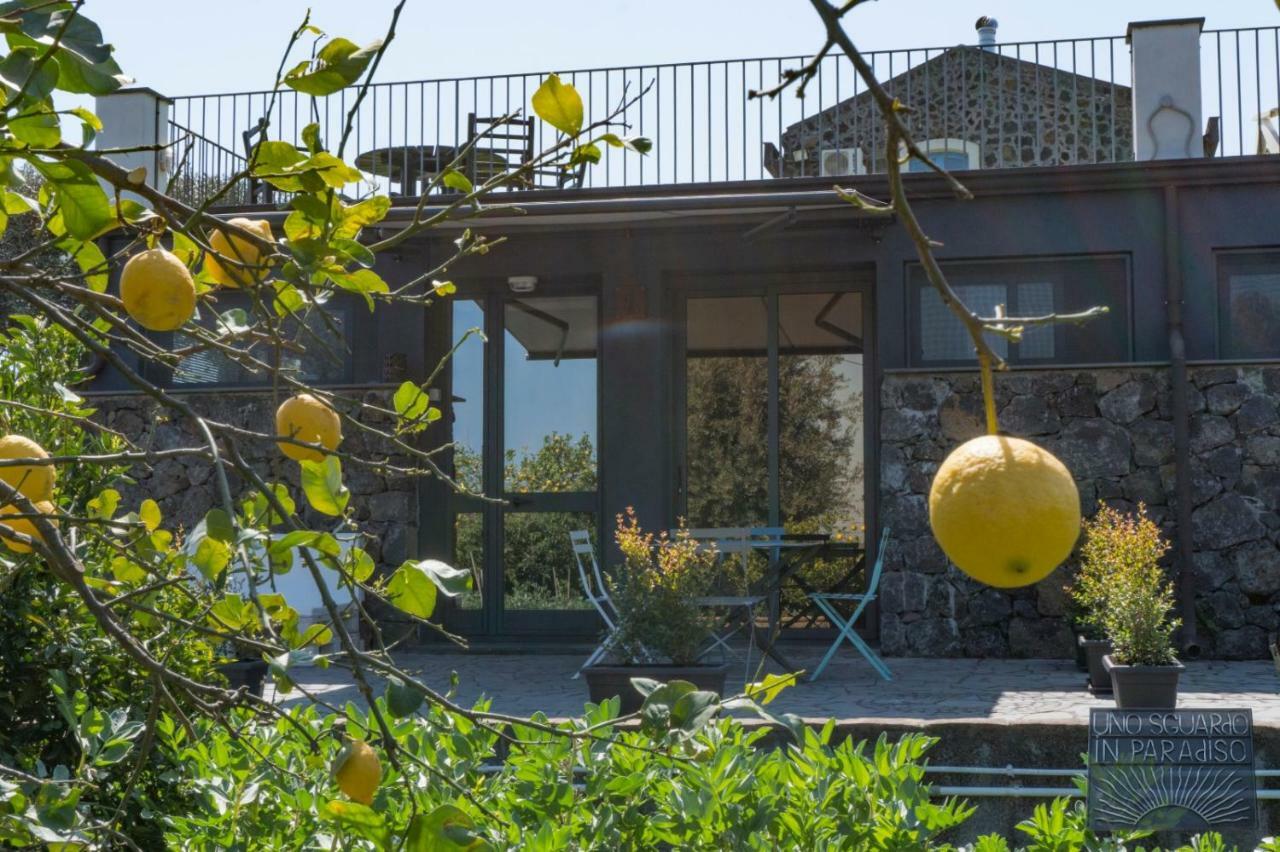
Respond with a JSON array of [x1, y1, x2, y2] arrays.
[[929, 434, 1080, 588], [119, 248, 197, 332], [0, 500, 56, 553], [0, 434, 55, 501], [332, 738, 381, 806], [275, 393, 342, 462], [204, 217, 274, 288]]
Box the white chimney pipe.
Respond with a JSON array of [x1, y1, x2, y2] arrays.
[[1127, 18, 1205, 160], [975, 16, 998, 51]]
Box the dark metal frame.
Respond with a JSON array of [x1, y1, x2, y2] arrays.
[[1212, 246, 1280, 360]]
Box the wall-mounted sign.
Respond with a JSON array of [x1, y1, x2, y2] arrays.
[[1087, 708, 1256, 833]]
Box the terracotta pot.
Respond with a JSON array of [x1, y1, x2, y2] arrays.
[[1103, 654, 1184, 709], [582, 663, 730, 714], [1078, 635, 1113, 694]]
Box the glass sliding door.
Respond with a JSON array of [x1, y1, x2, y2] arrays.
[[676, 279, 869, 629], [441, 289, 601, 638]]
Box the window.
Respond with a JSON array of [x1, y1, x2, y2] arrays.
[[909, 256, 1130, 366], [1218, 251, 1280, 360], [171, 302, 352, 386], [906, 138, 981, 172]]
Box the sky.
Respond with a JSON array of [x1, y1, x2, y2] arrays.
[[88, 1, 1278, 98]]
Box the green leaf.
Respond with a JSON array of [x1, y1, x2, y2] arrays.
[[393, 381, 429, 427], [439, 168, 472, 194], [268, 530, 341, 559], [320, 799, 388, 845], [251, 140, 306, 174], [600, 133, 653, 154], [384, 676, 423, 718], [295, 622, 332, 649], [86, 488, 119, 520], [301, 122, 322, 154], [191, 537, 231, 583], [744, 671, 801, 706], [10, 107, 60, 147], [532, 73, 584, 136], [2, 191, 37, 215], [138, 499, 161, 533], [300, 456, 349, 517], [333, 196, 389, 239], [328, 267, 388, 310], [31, 158, 112, 240], [208, 594, 251, 632], [282, 37, 383, 97], [406, 804, 493, 851], [0, 47, 58, 101], [53, 235, 107, 292], [567, 142, 601, 168], [386, 561, 438, 619], [204, 508, 235, 542], [109, 556, 146, 585]]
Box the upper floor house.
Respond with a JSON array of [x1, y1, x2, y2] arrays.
[[95, 18, 1280, 208]]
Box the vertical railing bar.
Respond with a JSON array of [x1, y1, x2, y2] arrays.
[[1256, 28, 1262, 156], [1071, 41, 1078, 164], [776, 59, 782, 178], [1109, 38, 1116, 162], [1237, 30, 1244, 156], [1033, 43, 1041, 166], [817, 52, 825, 178], [997, 44, 1004, 168], [741, 62, 747, 182], [640, 66, 646, 185], [724, 61, 729, 182], [689, 63, 695, 183], [419, 83, 425, 187], [1090, 39, 1097, 164]]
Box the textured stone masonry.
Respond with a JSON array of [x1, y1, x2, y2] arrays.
[[880, 365, 1280, 661]]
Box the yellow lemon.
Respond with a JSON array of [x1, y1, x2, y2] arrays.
[[204, 217, 273, 288], [0, 500, 56, 553], [333, 739, 381, 806], [928, 435, 1081, 589], [0, 434, 54, 501], [119, 248, 197, 332], [275, 393, 342, 462]]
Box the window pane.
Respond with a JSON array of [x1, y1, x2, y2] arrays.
[[1016, 281, 1055, 359], [503, 296, 598, 493], [172, 307, 349, 385], [919, 283, 1007, 362], [451, 299, 485, 493], [685, 296, 769, 527], [453, 511, 483, 611], [503, 512, 595, 610], [1225, 272, 1280, 359]]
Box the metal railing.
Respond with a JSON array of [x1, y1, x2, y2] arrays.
[[166, 121, 253, 207], [162, 27, 1279, 206]]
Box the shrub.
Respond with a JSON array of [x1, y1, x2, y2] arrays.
[[1078, 504, 1178, 666], [607, 508, 720, 665]]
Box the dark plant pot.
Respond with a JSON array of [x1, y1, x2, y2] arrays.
[[1078, 635, 1113, 695], [582, 663, 730, 714], [1103, 654, 1184, 709], [217, 659, 269, 697]]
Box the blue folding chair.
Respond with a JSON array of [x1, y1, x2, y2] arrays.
[[807, 527, 892, 682]]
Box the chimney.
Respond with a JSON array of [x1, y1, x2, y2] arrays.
[[1127, 18, 1205, 160], [975, 16, 998, 51]]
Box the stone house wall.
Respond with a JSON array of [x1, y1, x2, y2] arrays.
[[879, 365, 1280, 661], [93, 390, 419, 575], [779, 46, 1133, 175]]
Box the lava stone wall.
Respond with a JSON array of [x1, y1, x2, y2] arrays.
[[92, 390, 419, 573], [779, 46, 1134, 174], [879, 365, 1280, 661]]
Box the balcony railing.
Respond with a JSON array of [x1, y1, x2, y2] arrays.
[[161, 27, 1280, 204]]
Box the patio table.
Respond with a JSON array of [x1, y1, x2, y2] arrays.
[[355, 144, 509, 195]]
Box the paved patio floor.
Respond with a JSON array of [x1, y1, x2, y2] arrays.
[[271, 644, 1280, 727]]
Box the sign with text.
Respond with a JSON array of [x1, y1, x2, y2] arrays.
[[1087, 708, 1256, 832]]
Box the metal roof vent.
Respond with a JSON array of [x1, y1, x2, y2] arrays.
[[975, 16, 998, 51]]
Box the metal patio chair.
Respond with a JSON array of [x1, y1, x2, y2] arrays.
[[807, 526, 893, 682], [569, 529, 618, 677], [679, 528, 768, 681]]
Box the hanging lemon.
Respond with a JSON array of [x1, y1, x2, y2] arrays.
[[0, 500, 57, 553], [928, 435, 1081, 588], [275, 393, 342, 462], [0, 434, 55, 501], [204, 217, 274, 288], [119, 248, 197, 332], [332, 738, 381, 805]]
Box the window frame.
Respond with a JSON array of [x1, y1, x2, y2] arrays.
[[1215, 248, 1280, 361], [904, 137, 982, 172], [906, 254, 1134, 368]]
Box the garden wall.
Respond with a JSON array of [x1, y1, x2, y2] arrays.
[[879, 365, 1280, 660], [92, 389, 419, 576]]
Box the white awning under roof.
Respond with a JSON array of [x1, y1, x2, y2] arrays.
[[505, 295, 598, 362], [686, 292, 863, 356]]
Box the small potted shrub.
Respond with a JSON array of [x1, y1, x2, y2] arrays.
[[1065, 506, 1130, 695], [582, 509, 727, 713], [1095, 505, 1183, 708]]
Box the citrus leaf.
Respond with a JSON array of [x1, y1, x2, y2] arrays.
[[384, 676, 423, 718], [32, 158, 111, 239], [532, 74, 583, 136], [282, 37, 383, 97], [138, 499, 161, 533], [300, 456, 349, 517], [386, 561, 438, 619]]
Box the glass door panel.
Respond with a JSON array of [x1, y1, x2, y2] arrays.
[[501, 296, 599, 624], [449, 300, 486, 615], [683, 296, 769, 528]]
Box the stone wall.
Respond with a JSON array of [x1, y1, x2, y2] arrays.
[[93, 390, 419, 573], [779, 46, 1133, 175], [879, 365, 1280, 661]]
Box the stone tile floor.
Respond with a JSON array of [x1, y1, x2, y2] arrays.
[[271, 644, 1280, 727]]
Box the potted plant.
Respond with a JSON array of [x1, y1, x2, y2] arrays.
[[1064, 507, 1124, 695], [582, 509, 728, 713], [1093, 505, 1183, 709]]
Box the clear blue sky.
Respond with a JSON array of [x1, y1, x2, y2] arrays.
[[89, 1, 1277, 97]]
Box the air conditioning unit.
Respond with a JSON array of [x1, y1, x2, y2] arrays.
[[819, 148, 866, 177]]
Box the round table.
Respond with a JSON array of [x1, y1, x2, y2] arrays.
[[355, 145, 509, 196]]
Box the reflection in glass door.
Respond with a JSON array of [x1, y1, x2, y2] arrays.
[[443, 290, 600, 637]]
